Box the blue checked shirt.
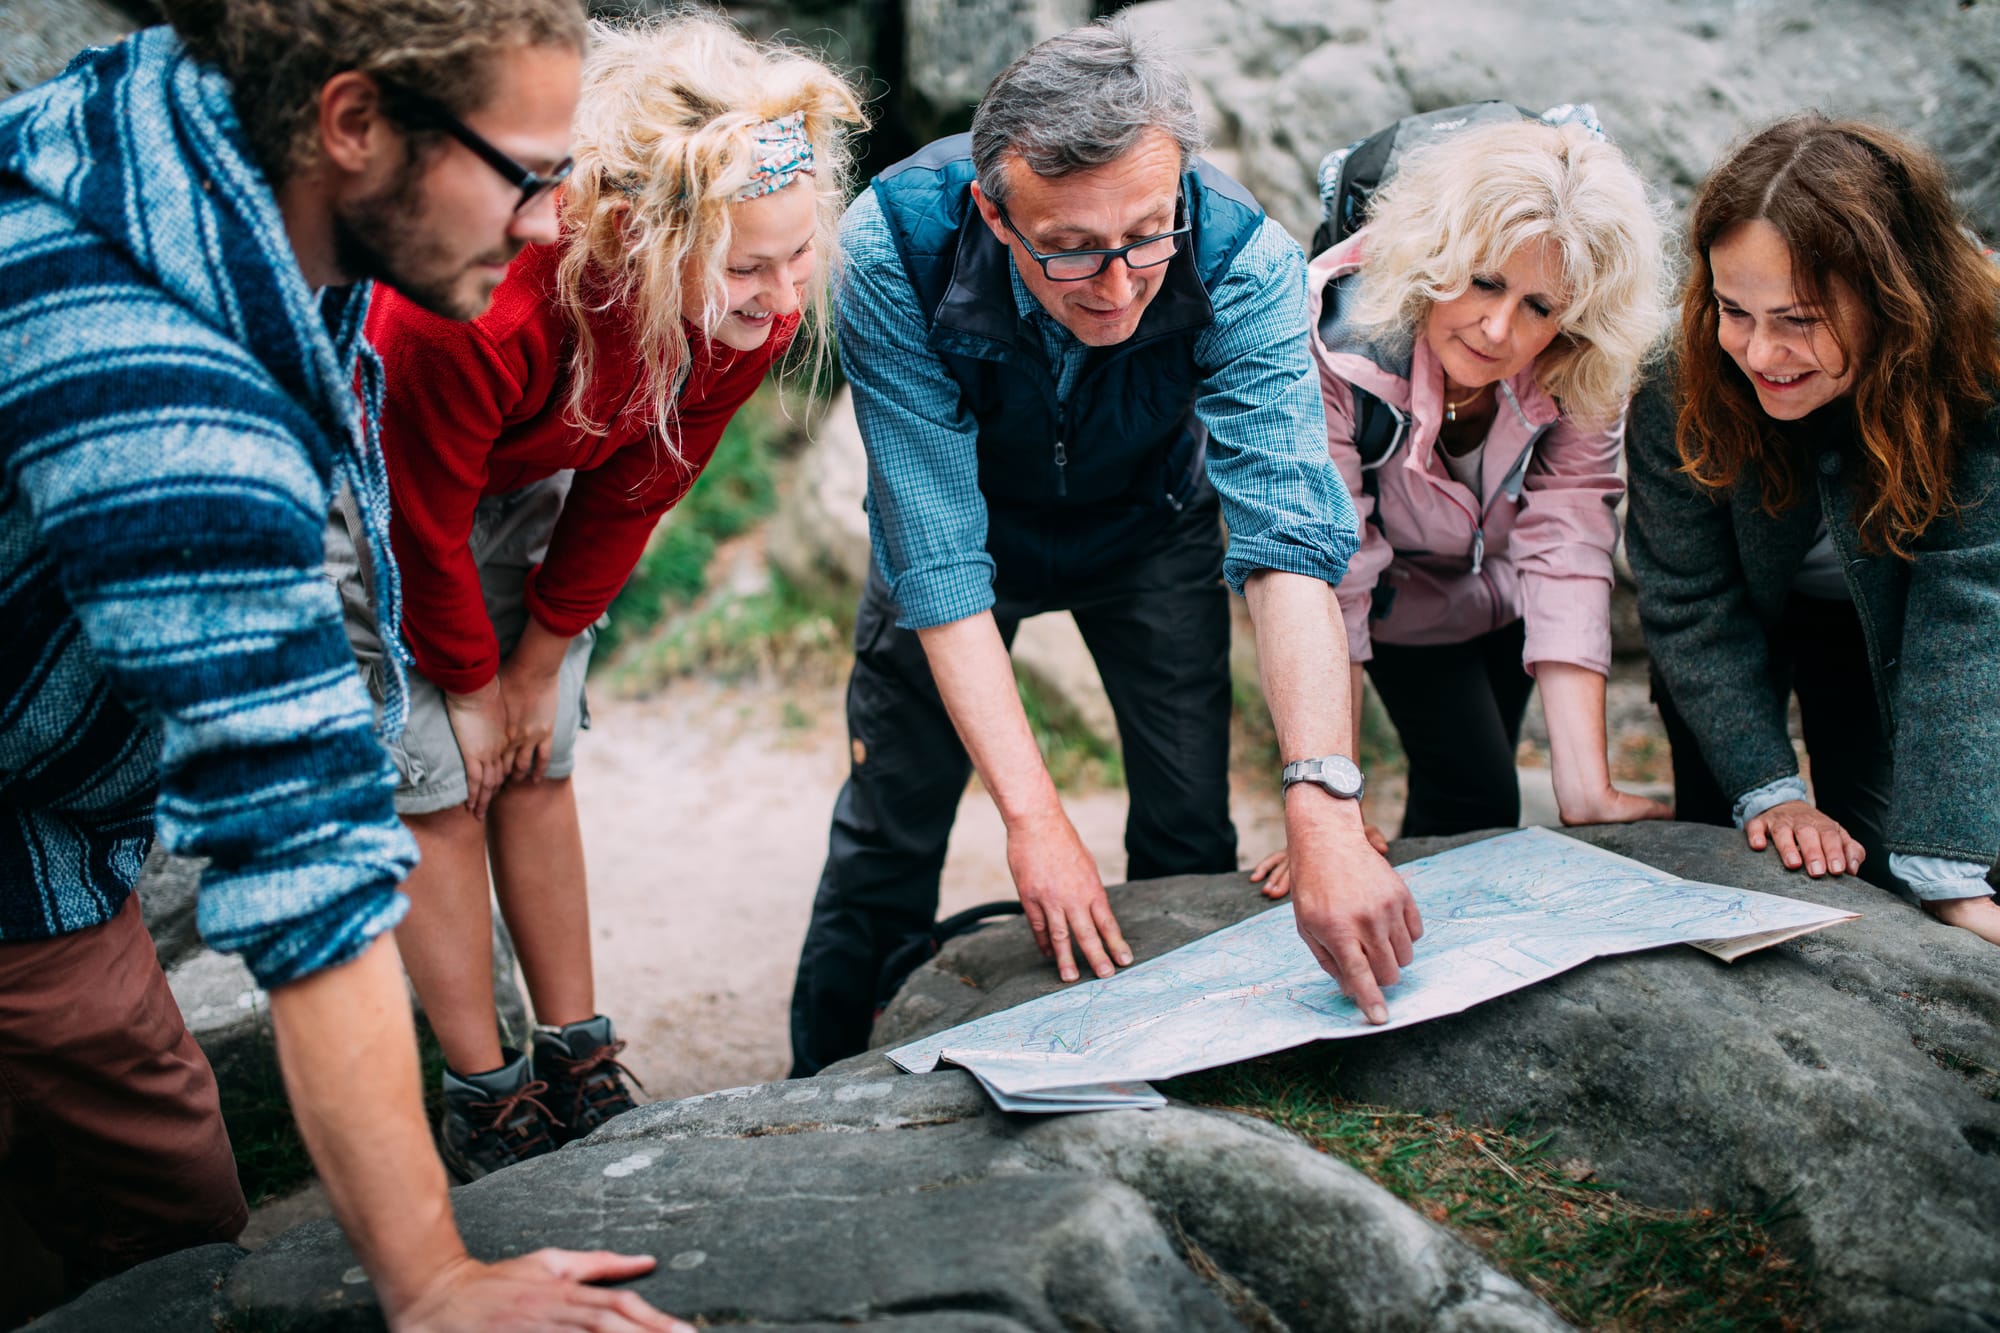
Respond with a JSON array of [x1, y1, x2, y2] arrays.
[[838, 187, 1357, 630]]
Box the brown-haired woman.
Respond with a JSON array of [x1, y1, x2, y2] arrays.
[[1625, 113, 2000, 946]]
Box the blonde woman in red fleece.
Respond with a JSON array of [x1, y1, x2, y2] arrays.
[[337, 12, 863, 1180]]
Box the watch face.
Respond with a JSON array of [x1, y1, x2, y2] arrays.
[[1319, 755, 1364, 796]]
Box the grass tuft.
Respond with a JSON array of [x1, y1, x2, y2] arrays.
[[612, 566, 854, 691], [1165, 1051, 1811, 1331], [216, 1058, 314, 1207]]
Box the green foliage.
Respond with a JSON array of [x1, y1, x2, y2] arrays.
[[1229, 664, 1280, 776], [1167, 1052, 1811, 1331], [611, 566, 854, 691], [1356, 674, 1406, 776], [1015, 666, 1123, 791], [592, 388, 788, 663]]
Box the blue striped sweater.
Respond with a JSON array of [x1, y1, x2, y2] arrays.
[[0, 30, 417, 986]]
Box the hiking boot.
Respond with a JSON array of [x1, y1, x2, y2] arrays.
[[438, 1049, 561, 1183], [533, 1015, 643, 1143]]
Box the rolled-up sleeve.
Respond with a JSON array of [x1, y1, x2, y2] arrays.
[[1320, 373, 1395, 661], [836, 191, 996, 630], [1192, 219, 1358, 595]]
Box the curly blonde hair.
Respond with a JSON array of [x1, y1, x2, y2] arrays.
[[553, 12, 866, 448], [1349, 118, 1669, 424]]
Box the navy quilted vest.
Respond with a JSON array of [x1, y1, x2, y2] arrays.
[[870, 134, 1266, 590]]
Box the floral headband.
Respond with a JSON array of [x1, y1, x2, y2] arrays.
[[734, 111, 814, 201]]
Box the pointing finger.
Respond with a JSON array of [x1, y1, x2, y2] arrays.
[[1332, 935, 1389, 1025]]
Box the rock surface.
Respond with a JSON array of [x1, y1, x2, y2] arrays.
[[902, 0, 1091, 116], [32, 1068, 1565, 1332], [1118, 0, 2000, 246], [0, 0, 134, 96], [23, 1244, 245, 1333], [874, 821, 2000, 1331], [767, 387, 873, 600]]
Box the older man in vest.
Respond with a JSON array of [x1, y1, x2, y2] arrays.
[[789, 19, 1423, 1076]]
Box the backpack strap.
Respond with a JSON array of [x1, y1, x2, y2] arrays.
[[872, 901, 1027, 1017], [1349, 384, 1400, 471], [1353, 386, 1394, 620]]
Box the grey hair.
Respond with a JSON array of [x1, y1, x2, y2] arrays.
[[970, 18, 1206, 203]]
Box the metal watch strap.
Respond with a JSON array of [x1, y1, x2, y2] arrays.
[[1281, 755, 1365, 799]]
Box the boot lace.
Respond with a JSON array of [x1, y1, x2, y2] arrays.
[[548, 1039, 645, 1126], [469, 1078, 558, 1161]]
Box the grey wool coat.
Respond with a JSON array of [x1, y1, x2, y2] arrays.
[[1624, 374, 2000, 864]]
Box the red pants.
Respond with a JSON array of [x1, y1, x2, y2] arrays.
[[0, 892, 247, 1310]]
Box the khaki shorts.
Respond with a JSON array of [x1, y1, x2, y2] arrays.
[[326, 474, 599, 816]]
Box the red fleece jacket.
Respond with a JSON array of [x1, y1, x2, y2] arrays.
[[368, 243, 794, 693]]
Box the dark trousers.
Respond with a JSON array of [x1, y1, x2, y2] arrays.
[[1364, 620, 1535, 837], [0, 893, 247, 1324], [1652, 593, 1895, 889], [789, 499, 1237, 1075]]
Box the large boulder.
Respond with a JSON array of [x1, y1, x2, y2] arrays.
[[767, 386, 873, 601], [0, 0, 134, 96], [23, 1244, 245, 1333], [1119, 0, 2000, 246], [903, 0, 1091, 118], [31, 1068, 1564, 1332], [873, 822, 2000, 1332]]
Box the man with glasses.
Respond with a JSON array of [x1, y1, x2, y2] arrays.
[[0, 2, 686, 1328], [789, 19, 1423, 1076]]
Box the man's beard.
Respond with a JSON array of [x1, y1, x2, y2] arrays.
[[332, 160, 520, 321]]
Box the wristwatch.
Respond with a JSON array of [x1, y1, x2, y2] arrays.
[[1281, 755, 1366, 800]]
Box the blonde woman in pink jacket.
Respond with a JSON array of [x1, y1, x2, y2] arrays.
[[1256, 117, 1673, 891]]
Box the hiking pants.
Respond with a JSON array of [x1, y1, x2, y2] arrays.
[[789, 498, 1238, 1075], [1653, 592, 1896, 891], [1365, 620, 1535, 838], [0, 893, 247, 1321]]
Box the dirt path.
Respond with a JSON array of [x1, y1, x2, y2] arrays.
[[574, 678, 1287, 1100]]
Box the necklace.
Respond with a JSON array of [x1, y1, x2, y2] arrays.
[[1443, 385, 1488, 423]]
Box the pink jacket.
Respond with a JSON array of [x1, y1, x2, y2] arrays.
[[1305, 233, 1623, 676]]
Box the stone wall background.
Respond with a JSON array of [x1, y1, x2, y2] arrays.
[[9, 1, 1995, 242]]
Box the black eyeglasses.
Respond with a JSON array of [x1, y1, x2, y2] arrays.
[[386, 85, 574, 214], [993, 192, 1191, 282]]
